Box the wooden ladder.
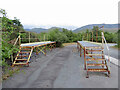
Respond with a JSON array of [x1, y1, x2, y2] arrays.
[[12, 46, 33, 67], [85, 46, 110, 78]]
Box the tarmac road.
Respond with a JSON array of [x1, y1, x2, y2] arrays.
[[103, 44, 119, 60], [2, 45, 119, 88]]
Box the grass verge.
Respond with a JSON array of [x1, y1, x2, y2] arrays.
[[63, 43, 77, 47]]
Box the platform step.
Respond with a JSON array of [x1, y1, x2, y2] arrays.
[[21, 49, 31, 51], [87, 68, 108, 72], [15, 59, 28, 61], [19, 52, 30, 54], [13, 63, 27, 65], [86, 49, 103, 52], [21, 46, 32, 48], [87, 63, 106, 66], [86, 54, 104, 56], [86, 58, 105, 61], [17, 55, 29, 57], [86, 47, 103, 49]]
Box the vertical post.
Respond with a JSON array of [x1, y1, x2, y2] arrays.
[[80, 45, 81, 57], [103, 26, 104, 33], [96, 28, 98, 42], [19, 32, 21, 45], [47, 34, 48, 41], [84, 47, 86, 70], [50, 43, 52, 51], [88, 33, 89, 41], [11, 55, 13, 63], [92, 31, 93, 42], [40, 35, 41, 41], [36, 47, 38, 55], [44, 34, 45, 41], [29, 32, 30, 43], [0, 17, 2, 64], [91, 49, 92, 57], [87, 33, 88, 41], [55, 42, 56, 48], [45, 45, 46, 56], [101, 31, 104, 68], [102, 32, 104, 49], [102, 50, 104, 68], [77, 42, 79, 52]]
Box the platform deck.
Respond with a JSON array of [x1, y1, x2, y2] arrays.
[[20, 41, 56, 47], [77, 41, 101, 47]]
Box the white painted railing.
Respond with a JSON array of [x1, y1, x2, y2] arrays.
[[101, 32, 110, 69], [11, 34, 21, 63], [13, 35, 20, 46]]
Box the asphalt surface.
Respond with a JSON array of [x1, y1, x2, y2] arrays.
[[103, 44, 119, 60], [2, 45, 119, 88]]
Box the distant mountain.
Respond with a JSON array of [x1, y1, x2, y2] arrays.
[[25, 27, 64, 33], [49, 27, 63, 31], [24, 24, 119, 33], [25, 29, 31, 31], [28, 28, 48, 33], [73, 24, 119, 33]]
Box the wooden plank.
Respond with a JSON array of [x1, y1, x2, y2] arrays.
[[86, 47, 102, 49], [87, 68, 108, 72], [19, 52, 30, 54], [13, 63, 27, 65], [21, 49, 31, 51], [87, 63, 106, 66], [21, 38, 38, 39], [84, 47, 86, 70], [16, 55, 29, 57], [86, 49, 103, 52], [15, 59, 28, 61], [21, 46, 33, 48], [27, 47, 33, 63], [86, 54, 104, 56], [86, 58, 105, 61]]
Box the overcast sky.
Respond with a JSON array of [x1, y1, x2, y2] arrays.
[[0, 0, 119, 30]]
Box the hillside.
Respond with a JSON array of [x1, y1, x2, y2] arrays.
[[73, 24, 119, 33], [24, 24, 119, 33], [25, 27, 64, 33], [26, 28, 48, 33]]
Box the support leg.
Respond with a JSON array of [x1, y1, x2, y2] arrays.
[[108, 70, 110, 77], [84, 47, 86, 70], [80, 46, 81, 57], [86, 71, 89, 78], [102, 51, 104, 68], [50, 43, 52, 51], [45, 45, 46, 56], [77, 43, 79, 52], [36, 47, 38, 55], [91, 49, 92, 58]]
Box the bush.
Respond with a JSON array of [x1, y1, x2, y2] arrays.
[[48, 29, 69, 47]]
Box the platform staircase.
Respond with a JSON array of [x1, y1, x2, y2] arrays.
[[12, 46, 33, 67], [85, 46, 110, 78]]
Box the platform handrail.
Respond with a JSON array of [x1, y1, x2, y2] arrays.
[[13, 35, 20, 46], [11, 33, 21, 63], [101, 32, 110, 62]]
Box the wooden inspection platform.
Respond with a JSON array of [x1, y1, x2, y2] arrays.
[[12, 41, 56, 67], [77, 41, 110, 78]]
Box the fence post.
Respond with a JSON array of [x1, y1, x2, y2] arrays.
[[29, 32, 30, 43], [44, 34, 45, 41], [19, 32, 21, 45], [92, 31, 93, 42]]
